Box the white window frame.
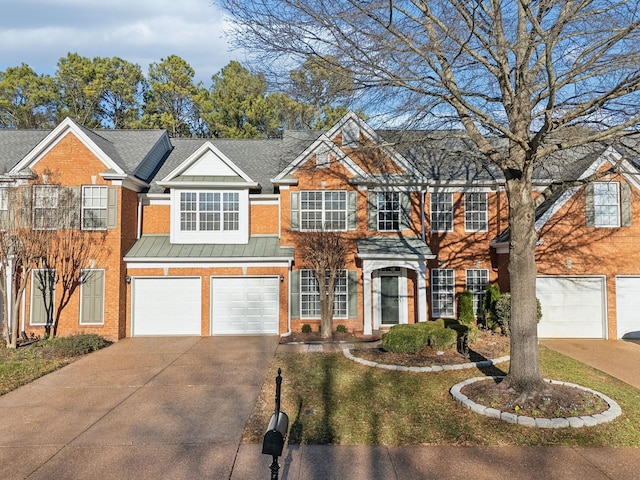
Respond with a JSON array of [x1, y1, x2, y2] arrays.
[[378, 192, 401, 231], [33, 185, 59, 230], [79, 269, 105, 325], [464, 192, 488, 232], [594, 182, 620, 228], [466, 269, 489, 318], [300, 269, 348, 318], [431, 269, 455, 318], [82, 185, 108, 230], [0, 188, 7, 211], [300, 191, 347, 231], [431, 192, 453, 232], [171, 189, 248, 244]]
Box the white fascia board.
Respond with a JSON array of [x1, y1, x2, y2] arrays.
[[250, 194, 279, 205], [101, 172, 149, 191], [274, 134, 367, 180], [156, 180, 260, 189], [271, 177, 298, 186], [534, 186, 580, 231], [579, 146, 622, 180], [356, 252, 436, 261], [160, 141, 254, 183], [125, 259, 293, 268], [140, 192, 170, 206], [10, 118, 125, 175]]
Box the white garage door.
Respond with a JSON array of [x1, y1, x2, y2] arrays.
[[616, 276, 640, 339], [132, 277, 201, 336], [536, 276, 605, 339], [211, 277, 279, 335]]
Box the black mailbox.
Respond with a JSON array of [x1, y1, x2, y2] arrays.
[[262, 411, 289, 456]]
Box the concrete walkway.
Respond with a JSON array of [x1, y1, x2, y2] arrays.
[[2, 337, 640, 479]]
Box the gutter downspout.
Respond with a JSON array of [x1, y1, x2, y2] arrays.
[[137, 195, 143, 240], [281, 259, 293, 338], [421, 189, 426, 242]]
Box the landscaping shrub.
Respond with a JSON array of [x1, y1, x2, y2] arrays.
[[428, 326, 458, 350], [382, 319, 458, 354], [301, 324, 312, 333], [494, 293, 543, 336], [38, 334, 110, 357], [336, 324, 348, 333], [381, 324, 430, 354], [458, 290, 475, 326], [483, 283, 501, 330]]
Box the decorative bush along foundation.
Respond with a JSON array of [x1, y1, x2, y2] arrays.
[[450, 376, 622, 428]]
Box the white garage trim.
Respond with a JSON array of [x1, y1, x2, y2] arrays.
[[616, 276, 640, 339], [132, 277, 202, 336], [536, 276, 607, 339], [211, 276, 279, 335]]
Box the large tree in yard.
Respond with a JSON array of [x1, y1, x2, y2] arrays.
[[218, 0, 640, 396]]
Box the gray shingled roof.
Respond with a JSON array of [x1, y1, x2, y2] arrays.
[[147, 133, 316, 194], [0, 130, 50, 172], [0, 122, 167, 181], [357, 236, 435, 259], [124, 234, 294, 260]]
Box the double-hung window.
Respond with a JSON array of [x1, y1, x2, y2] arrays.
[[466, 269, 489, 318], [378, 192, 400, 231], [33, 185, 59, 230], [180, 191, 240, 232], [432, 269, 455, 318], [300, 191, 347, 230], [431, 192, 453, 232], [300, 269, 348, 318], [82, 186, 108, 230], [0, 188, 7, 211], [593, 182, 620, 227], [464, 192, 488, 231]]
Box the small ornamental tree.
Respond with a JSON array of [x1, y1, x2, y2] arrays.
[[296, 229, 347, 339]]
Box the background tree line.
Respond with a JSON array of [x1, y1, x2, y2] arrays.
[[0, 53, 358, 137]]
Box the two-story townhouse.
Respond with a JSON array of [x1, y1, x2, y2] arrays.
[[2, 113, 640, 341], [0, 118, 171, 340]]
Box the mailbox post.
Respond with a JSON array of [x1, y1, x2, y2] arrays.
[[262, 368, 288, 480]]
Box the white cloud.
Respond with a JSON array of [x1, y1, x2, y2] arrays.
[[0, 0, 240, 84]]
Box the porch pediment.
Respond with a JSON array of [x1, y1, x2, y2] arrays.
[[356, 236, 435, 261]]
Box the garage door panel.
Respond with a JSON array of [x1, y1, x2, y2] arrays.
[[133, 278, 201, 336], [211, 277, 279, 335], [537, 276, 605, 339], [616, 276, 640, 339]]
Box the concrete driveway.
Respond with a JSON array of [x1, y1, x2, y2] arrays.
[[0, 336, 279, 480]]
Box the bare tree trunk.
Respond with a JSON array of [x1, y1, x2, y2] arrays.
[[503, 174, 545, 395]]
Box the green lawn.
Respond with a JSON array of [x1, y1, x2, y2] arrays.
[[243, 347, 640, 446], [0, 334, 111, 396]]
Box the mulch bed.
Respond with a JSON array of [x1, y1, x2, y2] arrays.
[[461, 378, 609, 418], [349, 329, 510, 367]]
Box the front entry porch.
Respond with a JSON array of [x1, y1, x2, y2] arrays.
[[357, 236, 435, 335]]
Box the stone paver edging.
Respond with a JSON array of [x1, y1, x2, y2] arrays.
[[450, 376, 622, 428], [342, 348, 510, 372]]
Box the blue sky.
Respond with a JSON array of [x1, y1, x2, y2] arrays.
[[0, 0, 241, 85]]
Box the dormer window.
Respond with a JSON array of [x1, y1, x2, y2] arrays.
[[180, 191, 239, 232], [171, 189, 248, 244]]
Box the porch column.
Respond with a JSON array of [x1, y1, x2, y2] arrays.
[[417, 263, 427, 323], [363, 269, 373, 335]]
